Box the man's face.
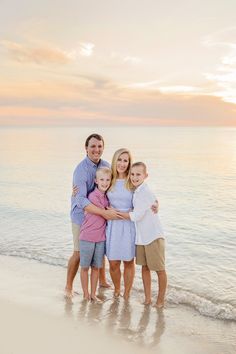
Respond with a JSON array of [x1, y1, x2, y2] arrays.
[[86, 137, 104, 163]]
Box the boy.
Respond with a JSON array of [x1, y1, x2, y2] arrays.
[[118, 162, 167, 307], [79, 167, 112, 301]]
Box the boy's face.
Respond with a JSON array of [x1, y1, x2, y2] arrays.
[[95, 173, 111, 193], [130, 166, 147, 187]]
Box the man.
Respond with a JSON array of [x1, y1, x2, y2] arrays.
[[65, 133, 118, 297]]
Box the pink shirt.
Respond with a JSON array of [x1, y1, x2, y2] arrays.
[[79, 188, 109, 242]]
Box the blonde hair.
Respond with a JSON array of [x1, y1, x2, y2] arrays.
[[131, 162, 147, 174], [109, 148, 133, 191], [96, 167, 112, 179]]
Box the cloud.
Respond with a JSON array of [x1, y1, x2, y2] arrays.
[[0, 77, 236, 126], [202, 28, 236, 104], [123, 56, 142, 64], [1, 40, 70, 64], [79, 42, 95, 57], [125, 83, 203, 95], [125, 80, 163, 89], [157, 86, 201, 94], [110, 52, 142, 66], [202, 27, 236, 47]]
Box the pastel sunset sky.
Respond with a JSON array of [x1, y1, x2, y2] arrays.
[[1, 0, 236, 126]]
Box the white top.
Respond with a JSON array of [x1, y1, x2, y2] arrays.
[[129, 182, 164, 245]]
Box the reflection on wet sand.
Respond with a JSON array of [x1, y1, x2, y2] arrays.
[[64, 288, 166, 350]]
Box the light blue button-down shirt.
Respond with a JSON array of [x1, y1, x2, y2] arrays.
[[70, 156, 110, 225]]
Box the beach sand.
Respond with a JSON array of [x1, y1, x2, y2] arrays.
[[0, 255, 235, 354]]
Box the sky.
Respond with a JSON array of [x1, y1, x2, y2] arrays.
[[0, 0, 236, 126]]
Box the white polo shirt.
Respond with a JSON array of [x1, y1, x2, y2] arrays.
[[129, 182, 164, 245]]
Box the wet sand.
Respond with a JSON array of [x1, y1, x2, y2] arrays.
[[0, 255, 235, 354]]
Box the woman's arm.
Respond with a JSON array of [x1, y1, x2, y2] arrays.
[[85, 203, 119, 220], [116, 211, 130, 220]]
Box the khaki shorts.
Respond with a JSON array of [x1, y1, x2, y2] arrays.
[[72, 223, 80, 252], [136, 238, 165, 271]]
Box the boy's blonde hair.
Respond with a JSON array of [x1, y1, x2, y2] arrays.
[[96, 167, 112, 179], [109, 148, 133, 191], [131, 162, 147, 174]]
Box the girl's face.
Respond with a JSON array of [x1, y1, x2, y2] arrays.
[[116, 153, 130, 175]]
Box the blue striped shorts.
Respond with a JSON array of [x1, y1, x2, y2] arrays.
[[80, 240, 105, 268]]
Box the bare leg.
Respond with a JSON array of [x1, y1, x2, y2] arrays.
[[65, 251, 80, 297], [123, 259, 135, 301], [155, 270, 167, 308], [109, 260, 121, 296], [142, 265, 152, 305], [80, 267, 90, 300], [91, 267, 99, 300], [99, 257, 111, 288]]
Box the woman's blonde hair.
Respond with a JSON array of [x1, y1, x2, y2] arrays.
[[109, 148, 133, 191]]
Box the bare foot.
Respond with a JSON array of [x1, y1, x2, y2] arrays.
[[113, 290, 120, 298], [83, 294, 91, 301], [64, 288, 73, 298], [123, 293, 130, 301], [143, 299, 152, 306], [64, 288, 79, 298], [153, 302, 164, 309], [91, 296, 103, 304], [99, 282, 111, 288]]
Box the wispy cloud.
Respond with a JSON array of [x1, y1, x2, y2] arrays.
[[125, 82, 203, 95], [79, 42, 95, 57], [123, 56, 142, 64], [125, 80, 163, 89], [1, 76, 235, 126], [159, 86, 201, 94], [1, 40, 70, 65], [203, 28, 236, 104], [110, 52, 142, 65]]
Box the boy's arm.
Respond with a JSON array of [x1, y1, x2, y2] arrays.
[[129, 192, 152, 222], [72, 171, 120, 220], [85, 193, 119, 220], [84, 203, 119, 220]]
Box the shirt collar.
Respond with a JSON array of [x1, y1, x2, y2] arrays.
[[134, 182, 146, 193], [93, 187, 106, 197], [85, 156, 101, 168]]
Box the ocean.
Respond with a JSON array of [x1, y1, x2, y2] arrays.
[[0, 126, 235, 321]]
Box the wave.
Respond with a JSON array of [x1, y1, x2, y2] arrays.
[[166, 286, 236, 321], [1, 250, 236, 322], [0, 250, 67, 268]]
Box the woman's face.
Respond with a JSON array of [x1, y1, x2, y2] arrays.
[[116, 152, 130, 175]]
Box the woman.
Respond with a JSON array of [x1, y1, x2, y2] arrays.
[[106, 148, 136, 300]]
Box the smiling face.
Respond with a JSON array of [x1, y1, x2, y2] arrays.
[[95, 171, 112, 193], [86, 137, 104, 164], [116, 152, 130, 177], [130, 165, 148, 188]]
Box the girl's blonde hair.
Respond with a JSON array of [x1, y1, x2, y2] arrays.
[[109, 148, 133, 191]]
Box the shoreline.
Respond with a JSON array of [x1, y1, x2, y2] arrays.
[[0, 255, 235, 354]]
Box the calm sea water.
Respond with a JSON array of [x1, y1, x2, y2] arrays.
[[0, 126, 236, 321]]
